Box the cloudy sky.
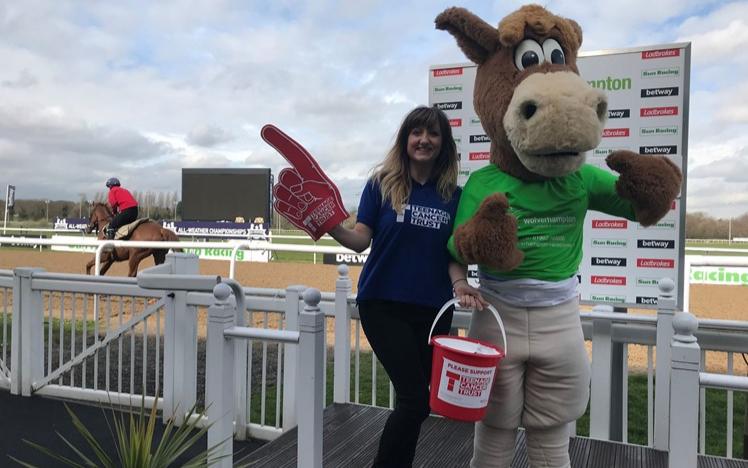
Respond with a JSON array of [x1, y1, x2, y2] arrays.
[[1, 0, 747, 218]]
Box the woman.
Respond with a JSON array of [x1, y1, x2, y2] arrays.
[[329, 105, 487, 467]]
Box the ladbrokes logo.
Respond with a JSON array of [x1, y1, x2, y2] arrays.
[[469, 152, 490, 161], [436, 101, 463, 111], [641, 87, 679, 98], [642, 49, 680, 59], [640, 126, 678, 137], [592, 220, 628, 229], [641, 107, 678, 117], [603, 128, 630, 138], [608, 109, 630, 119], [433, 67, 463, 77], [636, 258, 675, 268], [469, 134, 491, 143], [591, 275, 627, 286], [639, 145, 677, 155], [591, 257, 627, 267], [642, 67, 680, 78], [637, 239, 675, 249], [449, 118, 462, 127], [434, 84, 463, 94], [636, 296, 659, 305]]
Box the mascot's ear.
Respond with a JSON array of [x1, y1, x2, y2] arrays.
[[435, 7, 501, 65], [567, 18, 583, 49]]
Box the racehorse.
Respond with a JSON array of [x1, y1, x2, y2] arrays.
[[85, 202, 181, 277]]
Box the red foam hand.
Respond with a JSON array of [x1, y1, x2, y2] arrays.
[[261, 124, 349, 241]]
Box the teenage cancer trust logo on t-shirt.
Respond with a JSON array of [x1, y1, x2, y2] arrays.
[[397, 204, 451, 229]]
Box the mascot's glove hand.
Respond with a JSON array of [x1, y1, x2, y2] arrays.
[[262, 125, 349, 241], [454, 193, 524, 271], [606, 150, 682, 227]]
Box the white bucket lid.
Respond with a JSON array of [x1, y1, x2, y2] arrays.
[[433, 337, 502, 356]]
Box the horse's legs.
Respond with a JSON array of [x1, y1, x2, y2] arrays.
[[152, 249, 167, 265], [87, 252, 112, 275], [85, 258, 95, 275], [99, 259, 116, 276], [127, 249, 152, 277]]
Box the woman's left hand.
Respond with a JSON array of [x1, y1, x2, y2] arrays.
[[454, 281, 489, 311]]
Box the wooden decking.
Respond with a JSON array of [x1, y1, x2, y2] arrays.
[[245, 403, 748, 467]]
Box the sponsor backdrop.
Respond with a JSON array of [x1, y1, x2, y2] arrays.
[[429, 43, 690, 308]]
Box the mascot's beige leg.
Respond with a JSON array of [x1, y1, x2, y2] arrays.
[[525, 425, 572, 468], [471, 423, 516, 468]]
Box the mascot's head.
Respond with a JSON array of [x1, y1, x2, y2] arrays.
[[436, 5, 607, 181]]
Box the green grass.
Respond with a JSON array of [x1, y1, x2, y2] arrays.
[[270, 231, 344, 264], [686, 240, 748, 256]]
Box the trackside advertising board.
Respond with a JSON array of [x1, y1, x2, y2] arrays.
[[429, 42, 690, 309]]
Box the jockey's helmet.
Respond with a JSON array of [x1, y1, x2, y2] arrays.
[[106, 177, 121, 188]]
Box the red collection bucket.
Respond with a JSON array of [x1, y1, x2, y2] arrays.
[[428, 298, 507, 422]]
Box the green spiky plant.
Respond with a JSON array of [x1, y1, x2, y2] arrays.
[[9, 397, 232, 468]]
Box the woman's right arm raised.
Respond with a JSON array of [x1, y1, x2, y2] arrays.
[[328, 222, 373, 253]]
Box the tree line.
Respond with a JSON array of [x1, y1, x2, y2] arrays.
[[2, 196, 747, 239]]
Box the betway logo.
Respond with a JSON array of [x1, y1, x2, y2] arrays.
[[641, 106, 678, 117], [592, 257, 627, 267], [603, 128, 629, 138], [640, 126, 678, 136], [436, 101, 462, 111], [636, 296, 659, 305], [591, 275, 627, 286], [434, 84, 463, 93], [642, 67, 680, 79], [639, 145, 677, 155], [637, 239, 675, 249], [636, 258, 675, 268], [449, 118, 462, 127], [592, 220, 628, 229], [470, 134, 491, 143], [469, 152, 490, 161], [433, 67, 463, 77], [592, 239, 627, 248], [641, 87, 679, 98], [608, 109, 630, 119], [642, 49, 680, 59]]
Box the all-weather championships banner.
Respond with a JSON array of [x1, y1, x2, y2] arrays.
[[429, 42, 690, 309]]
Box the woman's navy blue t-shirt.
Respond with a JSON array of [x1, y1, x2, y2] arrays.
[[356, 178, 461, 309]]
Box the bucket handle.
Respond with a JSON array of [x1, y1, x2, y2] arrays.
[[428, 298, 508, 358]]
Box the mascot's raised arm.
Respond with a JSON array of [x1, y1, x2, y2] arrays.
[[435, 5, 682, 467]]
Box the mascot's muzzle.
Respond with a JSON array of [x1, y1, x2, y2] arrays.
[[503, 71, 608, 177]]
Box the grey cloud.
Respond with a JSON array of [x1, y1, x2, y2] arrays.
[[186, 124, 235, 147], [2, 69, 38, 88], [689, 148, 748, 182]]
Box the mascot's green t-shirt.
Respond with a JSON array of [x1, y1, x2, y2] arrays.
[[448, 164, 637, 281]]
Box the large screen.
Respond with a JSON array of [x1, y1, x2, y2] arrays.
[[181, 168, 272, 222]]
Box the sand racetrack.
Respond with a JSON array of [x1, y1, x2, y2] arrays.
[[1, 249, 747, 373]]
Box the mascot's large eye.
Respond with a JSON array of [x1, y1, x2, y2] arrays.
[[514, 39, 544, 70], [542, 38, 565, 65]]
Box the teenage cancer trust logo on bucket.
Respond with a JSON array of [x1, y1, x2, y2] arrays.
[[438, 358, 496, 408]]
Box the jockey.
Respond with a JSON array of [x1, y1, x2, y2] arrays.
[[105, 177, 139, 240]]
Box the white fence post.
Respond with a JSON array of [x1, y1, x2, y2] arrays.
[[333, 264, 352, 404], [206, 283, 235, 468], [11, 268, 44, 396], [298, 288, 324, 468], [169, 253, 199, 425], [668, 311, 700, 468], [589, 304, 613, 440], [655, 278, 676, 450], [282, 285, 305, 432]]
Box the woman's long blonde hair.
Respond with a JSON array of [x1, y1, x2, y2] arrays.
[[372, 106, 459, 212]]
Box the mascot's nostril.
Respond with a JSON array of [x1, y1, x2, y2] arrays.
[[521, 101, 538, 120], [596, 100, 608, 122]]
